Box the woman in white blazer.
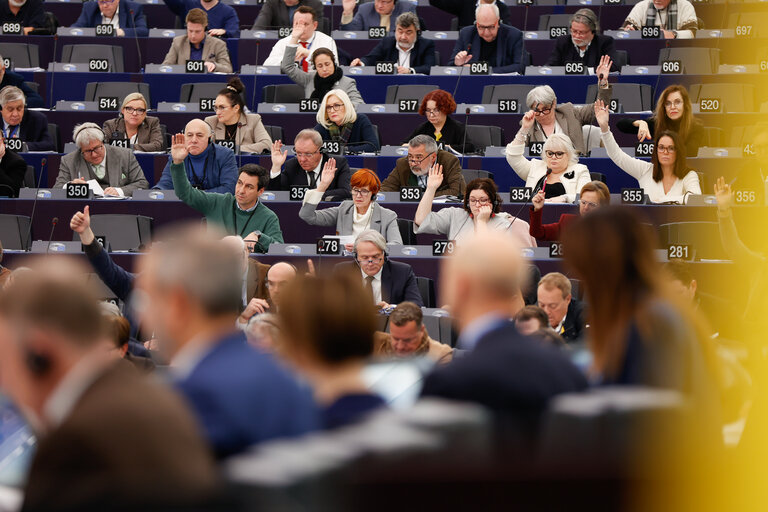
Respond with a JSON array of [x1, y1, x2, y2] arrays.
[[505, 112, 591, 203], [594, 100, 701, 204]]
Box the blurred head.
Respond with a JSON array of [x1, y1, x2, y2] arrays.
[[537, 273, 572, 329], [354, 230, 387, 277], [406, 134, 438, 176], [542, 133, 578, 173], [0, 86, 25, 127], [653, 0, 671, 9], [350, 169, 381, 211], [98, 0, 119, 19], [655, 85, 693, 139], [265, 262, 297, 308], [105, 314, 131, 357], [374, 0, 396, 16], [475, 4, 500, 43], [292, 6, 318, 41], [245, 312, 281, 352], [395, 12, 420, 50], [527, 86, 557, 125], [120, 93, 148, 129], [419, 90, 456, 129], [73, 122, 106, 165], [578, 181, 610, 215], [293, 129, 323, 171], [221, 235, 249, 275], [235, 164, 268, 209], [214, 77, 245, 126], [283, 0, 298, 5], [317, 89, 356, 128], [311, 48, 337, 78], [752, 130, 768, 159], [651, 131, 688, 181], [464, 178, 500, 217], [530, 328, 565, 347], [185, 9, 208, 45], [569, 9, 598, 48], [388, 302, 428, 357], [184, 119, 212, 156], [514, 305, 550, 335], [664, 259, 697, 302]]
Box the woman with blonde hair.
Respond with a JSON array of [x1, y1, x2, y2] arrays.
[[314, 89, 380, 153], [102, 92, 164, 152]]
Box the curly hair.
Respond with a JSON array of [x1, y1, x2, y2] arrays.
[[418, 90, 457, 116]]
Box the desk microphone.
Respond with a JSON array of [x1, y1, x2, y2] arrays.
[[509, 168, 550, 227], [45, 216, 58, 254], [451, 44, 471, 99], [460, 107, 471, 165], [129, 10, 143, 71], [24, 157, 47, 251]]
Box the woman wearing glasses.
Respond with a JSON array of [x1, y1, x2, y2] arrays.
[[403, 90, 475, 154], [529, 180, 610, 241], [300, 167, 402, 249], [282, 46, 364, 107], [102, 93, 164, 152], [521, 56, 612, 156], [205, 77, 272, 154], [595, 99, 701, 204], [616, 84, 704, 157], [314, 89, 380, 153], [506, 113, 591, 203]]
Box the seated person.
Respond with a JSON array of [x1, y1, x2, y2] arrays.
[[506, 123, 591, 203], [103, 92, 164, 152], [429, 0, 509, 28], [0, 56, 42, 107], [0, 0, 46, 34], [162, 0, 238, 37], [334, 230, 423, 308], [375, 302, 453, 364], [414, 174, 537, 247], [450, 4, 523, 74], [529, 180, 609, 241], [340, 0, 416, 32], [621, 0, 698, 39], [283, 46, 363, 107], [537, 272, 585, 342], [519, 79, 611, 156], [269, 129, 351, 200], [314, 89, 380, 153], [155, 119, 238, 193], [350, 12, 436, 75], [545, 9, 619, 73], [616, 84, 703, 157], [264, 6, 337, 67], [251, 0, 323, 30], [514, 305, 550, 336], [72, 0, 148, 37], [161, 8, 233, 73], [0, 132, 27, 197], [205, 77, 272, 154], [0, 85, 54, 151], [54, 122, 149, 197], [300, 168, 402, 248], [169, 134, 284, 253], [403, 90, 475, 153], [381, 134, 465, 197], [106, 315, 155, 373], [595, 100, 701, 204]]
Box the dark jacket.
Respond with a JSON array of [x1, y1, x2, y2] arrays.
[[528, 207, 577, 241], [450, 24, 524, 74], [154, 143, 238, 193], [404, 116, 476, 154], [0, 0, 45, 28], [0, 148, 26, 197], [361, 36, 436, 75], [251, 0, 323, 29], [561, 297, 586, 342], [340, 1, 416, 32], [334, 259, 424, 307], [0, 70, 43, 108], [314, 113, 380, 153], [17, 109, 54, 151], [163, 0, 239, 37], [72, 0, 148, 37], [616, 117, 705, 158], [545, 33, 620, 73], [270, 153, 352, 201], [381, 149, 465, 197], [103, 116, 164, 152], [428, 0, 509, 28]]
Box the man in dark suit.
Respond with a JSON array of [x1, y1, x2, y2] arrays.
[[537, 272, 585, 342], [350, 12, 436, 74], [420, 232, 588, 413], [0, 57, 43, 108], [334, 230, 423, 308], [72, 0, 148, 37], [340, 0, 415, 32], [544, 8, 619, 73], [0, 85, 54, 151], [269, 129, 351, 200], [450, 4, 524, 74], [0, 258, 218, 511], [135, 229, 319, 458], [0, 0, 46, 34], [0, 132, 26, 197], [252, 0, 323, 29], [429, 0, 509, 28]]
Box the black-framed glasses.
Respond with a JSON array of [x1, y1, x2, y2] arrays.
[[294, 149, 320, 158], [82, 144, 105, 155], [351, 188, 371, 197], [545, 150, 566, 158], [657, 145, 676, 154], [325, 103, 344, 112], [468, 197, 491, 205], [124, 106, 146, 115], [533, 105, 553, 115]]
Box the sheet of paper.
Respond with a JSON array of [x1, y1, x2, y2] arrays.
[[87, 179, 105, 196]]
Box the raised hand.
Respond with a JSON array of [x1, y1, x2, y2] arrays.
[[596, 54, 612, 79], [521, 110, 536, 132], [294, 45, 310, 63], [635, 120, 651, 141], [532, 190, 545, 211], [238, 297, 269, 324], [593, 99, 609, 130], [350, 58, 363, 67], [271, 139, 287, 168], [70, 205, 95, 244], [306, 259, 316, 276], [317, 157, 337, 192], [714, 176, 732, 212], [342, 0, 356, 15], [426, 163, 444, 191], [170, 133, 188, 164], [454, 51, 473, 66]]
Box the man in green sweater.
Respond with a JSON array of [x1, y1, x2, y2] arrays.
[[170, 133, 284, 253]]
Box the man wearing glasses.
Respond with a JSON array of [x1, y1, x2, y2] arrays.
[[72, 0, 148, 37], [450, 4, 524, 74], [545, 9, 619, 73], [381, 134, 465, 197], [269, 129, 351, 201], [55, 122, 149, 197], [340, 0, 416, 32]]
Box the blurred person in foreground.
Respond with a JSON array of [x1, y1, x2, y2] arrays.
[[529, 180, 610, 241], [279, 272, 386, 429], [245, 312, 281, 352], [134, 227, 319, 457], [0, 240, 10, 287], [537, 272, 585, 342], [0, 258, 217, 510], [375, 302, 453, 364], [104, 313, 156, 373]]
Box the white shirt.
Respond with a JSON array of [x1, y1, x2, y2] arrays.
[[360, 266, 383, 304], [352, 203, 374, 237], [396, 44, 413, 69], [263, 30, 339, 67], [101, 4, 120, 28], [573, 39, 591, 58], [270, 156, 322, 183], [505, 141, 592, 203]]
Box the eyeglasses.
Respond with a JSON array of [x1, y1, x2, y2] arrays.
[[97, 0, 116, 4], [657, 145, 676, 153], [294, 149, 320, 158], [357, 254, 384, 264], [351, 188, 371, 197], [570, 28, 591, 36], [325, 103, 344, 112], [664, 99, 684, 108], [477, 23, 498, 32], [533, 106, 553, 115], [123, 106, 146, 115], [82, 144, 105, 155], [374, 0, 394, 4], [545, 150, 566, 158], [468, 197, 490, 205], [212, 105, 231, 112], [425, 108, 440, 115], [579, 199, 599, 209], [407, 151, 434, 164]]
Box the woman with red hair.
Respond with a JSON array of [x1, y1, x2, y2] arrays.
[[299, 168, 402, 250], [403, 89, 476, 153]]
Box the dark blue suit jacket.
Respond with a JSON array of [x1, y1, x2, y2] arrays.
[[314, 113, 380, 153], [18, 109, 54, 151], [450, 24, 524, 74], [163, 0, 239, 37], [334, 259, 424, 307], [72, 0, 148, 37], [340, 2, 416, 31], [361, 36, 436, 74], [175, 331, 319, 458], [0, 71, 43, 108]]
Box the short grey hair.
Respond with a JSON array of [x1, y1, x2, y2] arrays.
[[476, 3, 500, 21], [526, 85, 557, 109], [396, 12, 420, 31], [408, 134, 438, 154], [0, 86, 24, 107], [354, 229, 387, 254], [542, 133, 579, 165], [294, 128, 323, 148], [73, 122, 104, 147]]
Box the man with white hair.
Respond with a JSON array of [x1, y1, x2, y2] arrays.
[[154, 118, 238, 193], [449, 4, 524, 74], [54, 122, 149, 196], [0, 85, 54, 151], [429, 0, 509, 29]]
